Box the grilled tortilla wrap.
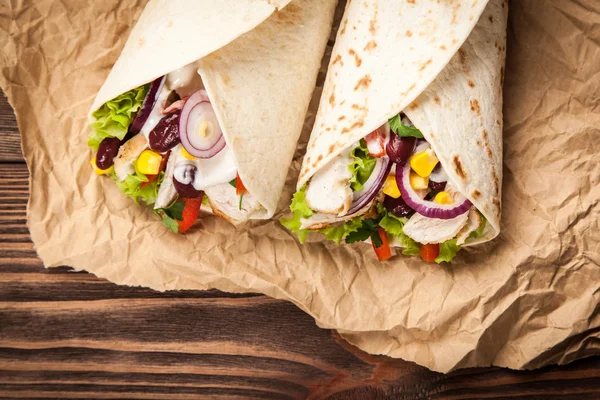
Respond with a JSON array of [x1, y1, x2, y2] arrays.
[[285, 0, 507, 259], [89, 0, 337, 226]]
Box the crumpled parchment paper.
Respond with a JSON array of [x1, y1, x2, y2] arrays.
[[0, 0, 598, 373]]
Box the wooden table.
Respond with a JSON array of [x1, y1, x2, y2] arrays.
[[0, 91, 599, 399]]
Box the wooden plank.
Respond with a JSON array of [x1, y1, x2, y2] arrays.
[[0, 92, 22, 163]]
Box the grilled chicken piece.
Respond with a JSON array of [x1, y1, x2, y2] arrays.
[[154, 145, 182, 210], [456, 208, 483, 245], [403, 210, 470, 244], [305, 148, 354, 216], [113, 134, 148, 180], [205, 183, 264, 225]]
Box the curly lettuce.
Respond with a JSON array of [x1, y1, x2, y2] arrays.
[[111, 160, 162, 205], [348, 140, 376, 192], [88, 85, 147, 150], [377, 204, 420, 256], [280, 187, 363, 244], [435, 239, 460, 263]]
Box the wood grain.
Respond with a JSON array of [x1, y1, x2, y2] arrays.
[[0, 92, 21, 163], [1, 92, 599, 399]]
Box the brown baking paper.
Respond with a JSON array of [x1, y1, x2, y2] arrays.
[[1, 0, 598, 373]]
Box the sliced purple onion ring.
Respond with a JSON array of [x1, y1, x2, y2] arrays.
[[396, 161, 471, 219], [179, 90, 225, 159], [129, 76, 166, 134], [347, 156, 392, 215]]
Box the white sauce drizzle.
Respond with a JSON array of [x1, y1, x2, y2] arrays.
[[173, 147, 237, 191]]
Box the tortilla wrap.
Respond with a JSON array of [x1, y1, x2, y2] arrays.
[[298, 0, 507, 243], [89, 0, 338, 219]]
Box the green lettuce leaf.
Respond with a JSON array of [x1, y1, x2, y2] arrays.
[[349, 140, 377, 191], [388, 114, 424, 138], [89, 85, 147, 150], [281, 187, 365, 244], [280, 187, 314, 243], [469, 212, 487, 240], [435, 239, 461, 263], [320, 217, 364, 244], [377, 204, 420, 256], [111, 161, 162, 205]]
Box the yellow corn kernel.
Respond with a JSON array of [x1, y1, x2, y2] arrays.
[[181, 147, 196, 160], [409, 171, 429, 190], [90, 158, 112, 175], [434, 191, 455, 205], [410, 149, 439, 178], [137, 150, 162, 175], [382, 175, 401, 198]]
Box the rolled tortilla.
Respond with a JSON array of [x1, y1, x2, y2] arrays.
[[89, 0, 338, 221], [297, 0, 507, 245]]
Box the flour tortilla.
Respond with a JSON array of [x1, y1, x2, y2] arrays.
[[298, 0, 507, 243], [90, 0, 338, 218]]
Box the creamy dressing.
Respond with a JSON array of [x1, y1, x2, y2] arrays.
[[166, 62, 202, 97], [140, 84, 171, 139], [140, 62, 201, 140], [173, 147, 237, 191]]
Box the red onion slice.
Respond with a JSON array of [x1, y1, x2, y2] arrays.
[[347, 156, 392, 215], [129, 76, 166, 134], [179, 90, 226, 159], [396, 161, 471, 219]]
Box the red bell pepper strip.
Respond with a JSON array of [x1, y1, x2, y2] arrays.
[[177, 195, 203, 234], [372, 228, 392, 261], [419, 243, 440, 263], [235, 172, 247, 195]]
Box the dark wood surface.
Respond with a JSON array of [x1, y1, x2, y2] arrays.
[[0, 90, 599, 399]]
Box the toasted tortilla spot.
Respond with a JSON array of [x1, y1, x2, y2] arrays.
[[364, 40, 377, 51], [409, 102, 419, 110], [468, 80, 475, 88], [472, 190, 481, 199], [434, 96, 440, 104], [406, 30, 413, 37], [341, 120, 365, 134], [419, 58, 432, 72], [369, 3, 378, 35], [453, 155, 468, 179], [332, 54, 343, 67], [338, 115, 346, 121], [328, 144, 336, 154], [407, 0, 415, 4], [348, 49, 362, 67], [470, 99, 481, 115], [440, 44, 447, 50], [329, 92, 336, 107], [340, 18, 348, 35], [451, 3, 462, 25], [137, 37, 145, 47], [354, 75, 372, 91]]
